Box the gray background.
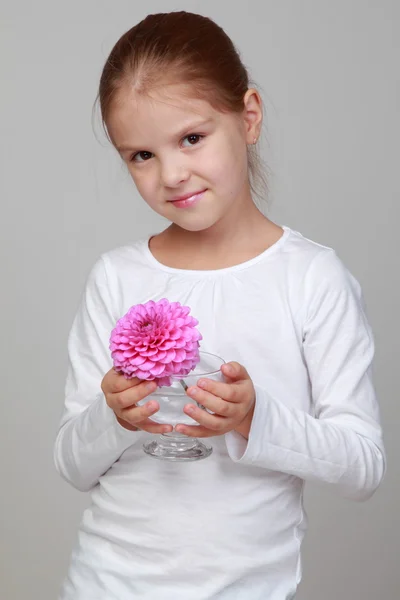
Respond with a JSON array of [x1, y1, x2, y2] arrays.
[[1, 1, 398, 598]]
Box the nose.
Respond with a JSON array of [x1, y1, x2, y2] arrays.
[[160, 156, 190, 188]]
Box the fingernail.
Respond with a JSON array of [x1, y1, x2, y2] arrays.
[[146, 382, 156, 391], [147, 402, 156, 411], [198, 380, 206, 389], [186, 405, 194, 414]]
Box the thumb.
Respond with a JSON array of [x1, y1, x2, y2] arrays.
[[221, 361, 250, 381]]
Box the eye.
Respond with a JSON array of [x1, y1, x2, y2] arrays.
[[181, 134, 204, 148], [130, 151, 153, 163]]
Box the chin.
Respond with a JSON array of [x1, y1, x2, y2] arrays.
[[177, 217, 222, 233]]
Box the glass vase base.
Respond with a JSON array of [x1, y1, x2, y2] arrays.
[[143, 433, 212, 462]]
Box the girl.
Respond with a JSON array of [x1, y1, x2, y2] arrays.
[[54, 11, 386, 600]]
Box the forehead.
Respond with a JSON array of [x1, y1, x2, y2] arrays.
[[107, 83, 223, 146]]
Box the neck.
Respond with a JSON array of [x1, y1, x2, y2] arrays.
[[169, 192, 271, 254], [150, 191, 284, 271]]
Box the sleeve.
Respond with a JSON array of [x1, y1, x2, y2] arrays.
[[225, 249, 386, 501], [53, 255, 145, 492]]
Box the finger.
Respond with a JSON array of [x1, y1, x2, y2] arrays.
[[221, 362, 250, 382], [110, 369, 143, 393], [181, 401, 229, 431], [174, 424, 218, 438], [191, 378, 240, 403], [185, 387, 236, 416], [137, 419, 174, 435], [119, 398, 160, 423], [111, 380, 158, 410]]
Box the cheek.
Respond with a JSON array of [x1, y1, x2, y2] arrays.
[[129, 167, 158, 204], [203, 135, 247, 190]]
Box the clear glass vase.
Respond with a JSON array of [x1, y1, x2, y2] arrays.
[[138, 352, 225, 461]]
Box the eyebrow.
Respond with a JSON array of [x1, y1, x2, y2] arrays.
[[116, 118, 213, 153]]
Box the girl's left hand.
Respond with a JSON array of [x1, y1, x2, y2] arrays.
[[175, 362, 256, 438]]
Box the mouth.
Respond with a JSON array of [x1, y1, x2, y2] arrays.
[[167, 189, 207, 209]]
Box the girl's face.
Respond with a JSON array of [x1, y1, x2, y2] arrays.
[[107, 83, 257, 232]]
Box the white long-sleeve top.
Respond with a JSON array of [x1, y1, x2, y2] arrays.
[[54, 226, 385, 600]]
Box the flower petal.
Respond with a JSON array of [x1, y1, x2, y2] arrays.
[[158, 349, 176, 364], [149, 363, 165, 376]]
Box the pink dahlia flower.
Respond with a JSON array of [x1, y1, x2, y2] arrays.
[[109, 298, 202, 387]]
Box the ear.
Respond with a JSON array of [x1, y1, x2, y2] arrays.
[[242, 88, 263, 145]]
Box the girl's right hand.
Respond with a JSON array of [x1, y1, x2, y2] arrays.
[[101, 368, 173, 434]]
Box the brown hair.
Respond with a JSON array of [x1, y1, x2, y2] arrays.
[[94, 11, 268, 204]]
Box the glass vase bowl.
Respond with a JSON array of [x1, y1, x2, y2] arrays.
[[138, 351, 225, 461]]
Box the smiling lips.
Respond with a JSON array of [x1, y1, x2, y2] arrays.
[[168, 189, 207, 208]]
